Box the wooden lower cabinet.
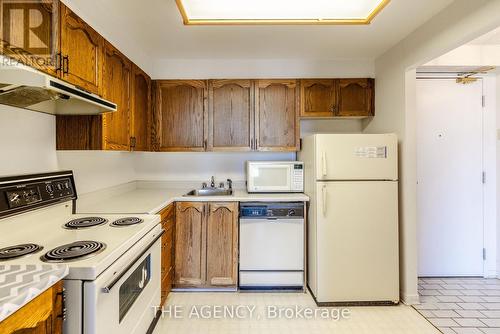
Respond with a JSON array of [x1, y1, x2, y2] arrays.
[[159, 203, 175, 306], [206, 202, 238, 286], [174, 201, 238, 289], [0, 281, 64, 334], [174, 202, 206, 287]]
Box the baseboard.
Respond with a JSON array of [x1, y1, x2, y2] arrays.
[[400, 292, 420, 305]]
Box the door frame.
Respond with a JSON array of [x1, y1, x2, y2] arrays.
[[415, 75, 496, 278]]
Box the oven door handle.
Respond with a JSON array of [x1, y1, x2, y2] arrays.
[[102, 229, 165, 293]]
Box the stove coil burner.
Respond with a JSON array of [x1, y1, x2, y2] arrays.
[[0, 244, 43, 261], [63, 217, 108, 229], [110, 217, 144, 227], [40, 241, 106, 262]]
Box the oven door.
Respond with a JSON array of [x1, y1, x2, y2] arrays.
[[83, 225, 163, 334], [247, 163, 293, 192]]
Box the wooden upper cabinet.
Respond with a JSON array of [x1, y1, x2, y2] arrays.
[[208, 80, 254, 151], [131, 64, 151, 151], [60, 3, 103, 95], [101, 41, 131, 150], [300, 79, 338, 117], [336, 78, 375, 117], [0, 0, 61, 76], [174, 202, 206, 287], [255, 79, 300, 151], [153, 80, 208, 152], [206, 202, 238, 287]]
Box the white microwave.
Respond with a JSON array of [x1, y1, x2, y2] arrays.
[[246, 161, 304, 193]]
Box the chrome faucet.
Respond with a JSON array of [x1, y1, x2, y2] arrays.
[[210, 176, 215, 188], [227, 179, 233, 190]]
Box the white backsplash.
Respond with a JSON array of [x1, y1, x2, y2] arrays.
[[0, 106, 58, 176]]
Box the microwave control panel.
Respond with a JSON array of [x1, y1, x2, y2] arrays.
[[291, 164, 304, 191]]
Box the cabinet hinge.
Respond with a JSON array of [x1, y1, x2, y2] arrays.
[[483, 248, 486, 260], [482, 171, 486, 184]]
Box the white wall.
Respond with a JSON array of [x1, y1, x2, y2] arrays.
[[424, 45, 500, 67], [363, 0, 500, 304], [0, 106, 58, 176], [57, 151, 136, 195], [152, 59, 374, 79], [134, 152, 295, 183]]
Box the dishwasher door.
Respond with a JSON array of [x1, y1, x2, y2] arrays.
[[239, 217, 304, 288]]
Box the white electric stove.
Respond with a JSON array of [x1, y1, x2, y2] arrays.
[[0, 171, 163, 334]]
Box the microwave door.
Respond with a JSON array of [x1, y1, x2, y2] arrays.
[[248, 165, 292, 192]]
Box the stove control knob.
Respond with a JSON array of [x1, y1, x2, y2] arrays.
[[288, 209, 295, 216], [56, 183, 63, 191], [64, 182, 70, 189], [46, 184, 54, 193]]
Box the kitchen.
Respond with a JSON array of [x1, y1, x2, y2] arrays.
[[0, 1, 498, 334]]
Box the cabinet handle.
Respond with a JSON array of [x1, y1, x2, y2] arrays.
[[62, 55, 69, 75], [331, 105, 336, 114], [255, 138, 259, 150], [322, 185, 327, 216], [204, 139, 207, 151], [130, 137, 137, 151], [55, 52, 62, 73], [57, 287, 67, 322]]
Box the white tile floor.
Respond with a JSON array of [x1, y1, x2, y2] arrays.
[[416, 277, 500, 334], [153, 291, 439, 334]]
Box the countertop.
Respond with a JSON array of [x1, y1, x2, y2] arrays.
[[76, 181, 309, 215], [0, 265, 68, 322]]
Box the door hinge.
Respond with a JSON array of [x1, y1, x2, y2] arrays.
[[483, 248, 486, 260], [482, 95, 486, 108], [482, 171, 486, 184]]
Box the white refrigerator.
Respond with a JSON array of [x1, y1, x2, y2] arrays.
[[298, 134, 399, 305]]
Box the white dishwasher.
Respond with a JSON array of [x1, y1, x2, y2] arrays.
[[239, 202, 304, 290]]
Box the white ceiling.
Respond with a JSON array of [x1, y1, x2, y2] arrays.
[[65, 0, 455, 62]]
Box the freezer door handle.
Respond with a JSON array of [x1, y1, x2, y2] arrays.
[[321, 151, 328, 177], [322, 185, 327, 216]]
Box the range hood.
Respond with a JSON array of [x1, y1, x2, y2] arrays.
[[0, 57, 116, 115]]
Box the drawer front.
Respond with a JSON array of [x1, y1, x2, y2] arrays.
[[161, 267, 173, 306]]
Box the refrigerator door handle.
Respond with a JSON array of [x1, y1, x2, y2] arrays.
[[322, 185, 327, 216], [322, 151, 327, 177]]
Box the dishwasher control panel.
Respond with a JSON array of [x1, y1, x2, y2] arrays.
[[240, 202, 304, 218]]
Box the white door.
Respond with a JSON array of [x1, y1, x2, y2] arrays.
[[315, 181, 399, 303], [315, 134, 398, 181], [417, 79, 484, 277]]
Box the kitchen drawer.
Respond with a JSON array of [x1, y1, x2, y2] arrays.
[[162, 217, 175, 234], [162, 242, 173, 274], [159, 203, 175, 221], [161, 267, 173, 306]]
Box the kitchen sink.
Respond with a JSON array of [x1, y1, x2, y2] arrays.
[[183, 188, 234, 197]]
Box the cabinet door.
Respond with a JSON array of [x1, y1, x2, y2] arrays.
[[153, 80, 208, 152], [300, 79, 337, 117], [206, 202, 239, 287], [102, 41, 131, 151], [208, 80, 254, 151], [255, 79, 300, 151], [0, 281, 63, 334], [0, 0, 60, 76], [336, 78, 375, 117], [60, 3, 103, 95], [174, 202, 206, 287], [131, 64, 151, 151]]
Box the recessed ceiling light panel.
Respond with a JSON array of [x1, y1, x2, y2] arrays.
[[176, 0, 390, 25]]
